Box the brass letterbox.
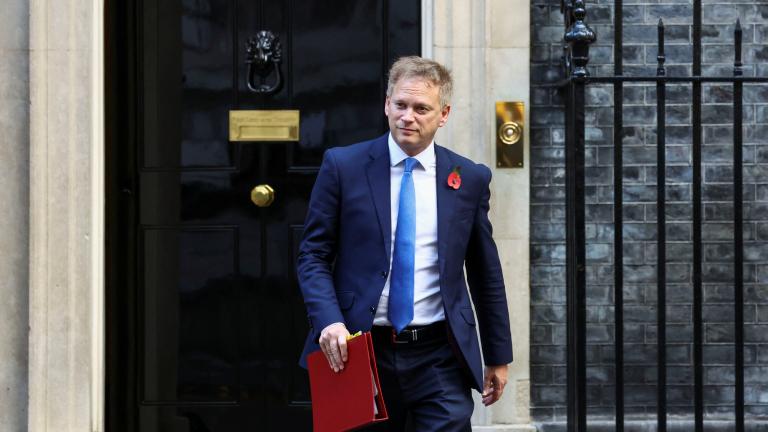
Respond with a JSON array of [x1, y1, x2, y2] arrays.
[[229, 110, 300, 142]]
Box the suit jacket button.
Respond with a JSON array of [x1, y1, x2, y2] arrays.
[[370, 306, 376, 314], [381, 271, 388, 278]]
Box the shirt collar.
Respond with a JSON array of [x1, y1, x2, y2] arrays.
[[388, 132, 435, 169]]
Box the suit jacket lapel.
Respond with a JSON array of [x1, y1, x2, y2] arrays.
[[435, 145, 457, 276], [365, 135, 392, 263]]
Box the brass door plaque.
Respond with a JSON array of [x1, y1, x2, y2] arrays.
[[229, 110, 300, 142], [495, 102, 524, 168]]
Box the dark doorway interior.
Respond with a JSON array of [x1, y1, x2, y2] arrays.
[[106, 1, 420, 430]]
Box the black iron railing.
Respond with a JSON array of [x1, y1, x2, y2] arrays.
[[559, 0, 768, 430]]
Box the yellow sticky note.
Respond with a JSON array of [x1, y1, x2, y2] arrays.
[[346, 331, 362, 340]]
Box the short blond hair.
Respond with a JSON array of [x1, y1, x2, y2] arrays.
[[386, 56, 453, 109]]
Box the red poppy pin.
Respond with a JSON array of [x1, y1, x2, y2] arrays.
[[447, 166, 462, 190]]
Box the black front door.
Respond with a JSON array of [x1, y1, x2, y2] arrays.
[[107, 1, 420, 430]]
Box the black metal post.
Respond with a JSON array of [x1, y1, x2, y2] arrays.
[[733, 19, 745, 432], [565, 80, 587, 432], [564, 1, 595, 430], [613, 0, 625, 429], [656, 19, 667, 432]]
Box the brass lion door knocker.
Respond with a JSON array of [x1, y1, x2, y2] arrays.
[[245, 30, 283, 95]]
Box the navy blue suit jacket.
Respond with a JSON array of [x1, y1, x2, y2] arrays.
[[297, 134, 513, 390]]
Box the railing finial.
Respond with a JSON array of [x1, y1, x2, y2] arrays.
[[734, 19, 743, 76], [657, 19, 666, 77], [564, 0, 597, 80]]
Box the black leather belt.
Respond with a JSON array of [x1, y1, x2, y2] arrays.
[[371, 321, 446, 344]]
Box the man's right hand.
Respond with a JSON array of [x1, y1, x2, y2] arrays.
[[319, 322, 350, 373]]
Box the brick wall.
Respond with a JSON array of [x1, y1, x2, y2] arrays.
[[530, 0, 768, 425]]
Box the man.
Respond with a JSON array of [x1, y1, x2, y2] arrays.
[[297, 56, 512, 431]]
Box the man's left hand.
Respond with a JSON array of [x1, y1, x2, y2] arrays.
[[481, 364, 508, 406]]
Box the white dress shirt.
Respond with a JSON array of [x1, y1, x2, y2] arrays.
[[373, 133, 444, 326]]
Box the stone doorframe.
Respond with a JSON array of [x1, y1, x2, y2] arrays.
[[28, 0, 105, 430], [27, 0, 531, 430]]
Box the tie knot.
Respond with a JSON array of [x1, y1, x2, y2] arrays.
[[404, 157, 418, 173]]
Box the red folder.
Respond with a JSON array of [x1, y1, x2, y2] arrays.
[[308, 332, 388, 432]]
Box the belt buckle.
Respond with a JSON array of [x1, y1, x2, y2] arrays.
[[392, 329, 410, 344]]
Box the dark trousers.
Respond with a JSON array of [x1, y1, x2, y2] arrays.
[[364, 325, 474, 432]]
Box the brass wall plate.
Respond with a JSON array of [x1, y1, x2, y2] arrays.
[[229, 110, 300, 142], [495, 102, 524, 168]]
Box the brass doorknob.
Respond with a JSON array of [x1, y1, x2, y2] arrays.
[[251, 184, 275, 207]]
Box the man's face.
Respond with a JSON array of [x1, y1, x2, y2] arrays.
[[384, 77, 451, 156]]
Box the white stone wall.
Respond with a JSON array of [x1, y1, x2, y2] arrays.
[[430, 0, 532, 429], [0, 0, 30, 430]]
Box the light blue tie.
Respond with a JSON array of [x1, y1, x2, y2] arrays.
[[389, 157, 418, 334]]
